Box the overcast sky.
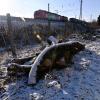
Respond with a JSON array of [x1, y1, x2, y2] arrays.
[[0, 0, 100, 21]]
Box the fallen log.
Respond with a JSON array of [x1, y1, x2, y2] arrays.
[[28, 41, 85, 85], [7, 41, 85, 84]]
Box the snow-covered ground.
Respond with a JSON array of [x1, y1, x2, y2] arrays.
[[0, 36, 100, 100]]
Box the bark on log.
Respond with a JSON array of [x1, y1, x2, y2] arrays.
[[28, 41, 85, 85]]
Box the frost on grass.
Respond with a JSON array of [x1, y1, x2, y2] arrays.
[[0, 39, 100, 100]]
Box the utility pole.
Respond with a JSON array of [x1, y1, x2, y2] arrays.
[[90, 14, 92, 22], [79, 0, 83, 20], [7, 13, 17, 58], [48, 3, 51, 35], [48, 3, 50, 12]]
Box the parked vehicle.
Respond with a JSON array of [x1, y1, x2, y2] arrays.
[[34, 10, 68, 22]]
